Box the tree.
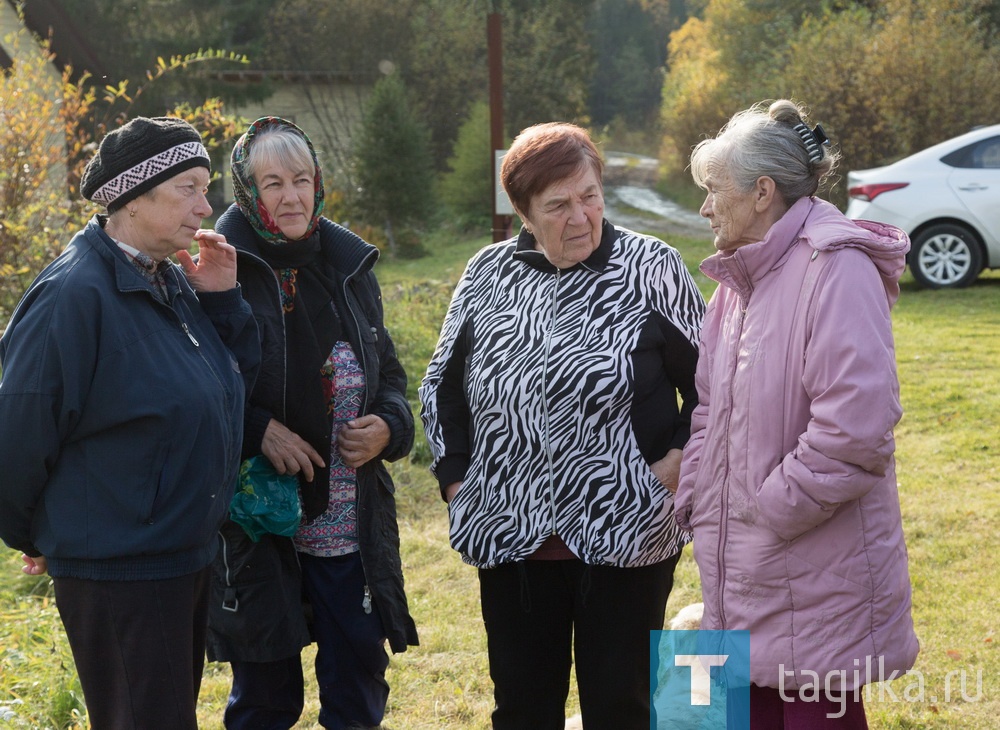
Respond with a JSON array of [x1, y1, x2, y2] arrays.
[[261, 0, 419, 189], [587, 0, 675, 129], [0, 27, 82, 324], [502, 0, 598, 136], [406, 0, 489, 165], [658, 0, 1000, 206], [352, 74, 435, 256], [438, 100, 495, 230], [660, 0, 820, 171], [57, 0, 270, 113], [781, 0, 1000, 204], [1, 20, 246, 326], [406, 0, 599, 165]]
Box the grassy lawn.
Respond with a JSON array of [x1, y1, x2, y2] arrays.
[[1, 226, 997, 728]]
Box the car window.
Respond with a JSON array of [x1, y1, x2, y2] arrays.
[[972, 138, 1000, 168], [941, 136, 1000, 169]]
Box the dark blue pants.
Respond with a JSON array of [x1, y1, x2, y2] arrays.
[[224, 655, 304, 729], [225, 551, 389, 730], [478, 553, 680, 730]]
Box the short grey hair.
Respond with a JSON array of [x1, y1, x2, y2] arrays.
[[244, 125, 314, 184], [690, 99, 839, 204]]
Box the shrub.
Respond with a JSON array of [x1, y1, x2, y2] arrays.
[[438, 100, 493, 230], [0, 20, 247, 330], [0, 27, 89, 324]]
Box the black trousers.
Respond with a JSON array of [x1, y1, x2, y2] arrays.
[[478, 552, 680, 730], [52, 567, 211, 730]]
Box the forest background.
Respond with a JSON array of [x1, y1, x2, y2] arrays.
[[1, 0, 999, 727], [4, 0, 1000, 314]]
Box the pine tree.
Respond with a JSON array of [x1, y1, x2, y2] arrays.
[[353, 74, 435, 257]]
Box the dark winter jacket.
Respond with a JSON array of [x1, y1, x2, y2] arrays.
[[206, 205, 417, 660], [0, 216, 260, 581]]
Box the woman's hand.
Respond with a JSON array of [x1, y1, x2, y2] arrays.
[[176, 229, 238, 292], [262, 419, 326, 483], [444, 481, 463, 503], [651, 448, 684, 494], [21, 554, 47, 576], [337, 415, 390, 468]]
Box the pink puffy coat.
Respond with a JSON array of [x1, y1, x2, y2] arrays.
[[675, 196, 919, 691]]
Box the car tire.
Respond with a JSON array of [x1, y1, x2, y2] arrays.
[[909, 223, 983, 289]]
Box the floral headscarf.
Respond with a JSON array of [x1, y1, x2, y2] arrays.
[[230, 116, 325, 243]]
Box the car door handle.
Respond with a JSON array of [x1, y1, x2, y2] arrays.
[[957, 183, 988, 191]]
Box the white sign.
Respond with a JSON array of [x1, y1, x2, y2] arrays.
[[494, 149, 514, 216]]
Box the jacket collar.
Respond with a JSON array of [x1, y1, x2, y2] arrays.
[[85, 216, 184, 301], [219, 203, 378, 282], [511, 219, 618, 274], [700, 196, 909, 306]]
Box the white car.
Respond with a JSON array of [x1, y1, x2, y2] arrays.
[[846, 124, 1000, 288]]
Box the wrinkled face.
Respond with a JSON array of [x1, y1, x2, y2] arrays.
[[521, 165, 605, 269], [133, 167, 212, 260], [255, 161, 316, 241], [699, 167, 761, 253]]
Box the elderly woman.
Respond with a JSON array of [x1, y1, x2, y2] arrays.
[[205, 117, 417, 730], [419, 122, 705, 730], [0, 116, 259, 729], [674, 99, 919, 728]]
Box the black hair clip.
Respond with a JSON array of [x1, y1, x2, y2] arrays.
[[793, 122, 829, 164]]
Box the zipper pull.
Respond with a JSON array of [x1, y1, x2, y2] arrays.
[[362, 585, 372, 614], [370, 326, 378, 343], [181, 322, 200, 347]]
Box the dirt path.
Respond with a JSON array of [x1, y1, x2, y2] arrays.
[[603, 152, 711, 240]]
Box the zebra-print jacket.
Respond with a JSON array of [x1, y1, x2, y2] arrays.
[[419, 220, 705, 568]]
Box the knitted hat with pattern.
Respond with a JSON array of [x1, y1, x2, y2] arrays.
[[81, 116, 211, 213]]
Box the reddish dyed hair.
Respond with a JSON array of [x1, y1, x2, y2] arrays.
[[501, 122, 603, 217]]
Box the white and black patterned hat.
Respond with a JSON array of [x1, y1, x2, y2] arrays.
[[81, 116, 211, 213]]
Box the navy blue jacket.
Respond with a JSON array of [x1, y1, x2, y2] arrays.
[[0, 217, 260, 580]]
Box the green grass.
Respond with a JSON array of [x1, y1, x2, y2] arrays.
[[1, 227, 998, 728]]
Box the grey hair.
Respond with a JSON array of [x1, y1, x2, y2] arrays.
[[690, 99, 839, 203], [244, 125, 314, 183]]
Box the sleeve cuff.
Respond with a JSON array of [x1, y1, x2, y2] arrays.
[[434, 454, 470, 501], [196, 285, 245, 313], [243, 405, 273, 458]]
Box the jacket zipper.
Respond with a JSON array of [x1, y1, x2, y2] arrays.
[[342, 259, 377, 617], [181, 321, 200, 346], [219, 532, 239, 612], [162, 290, 237, 467], [541, 269, 562, 532], [274, 268, 289, 422], [717, 298, 749, 629]]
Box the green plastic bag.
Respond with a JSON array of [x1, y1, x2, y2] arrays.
[[229, 455, 302, 542]]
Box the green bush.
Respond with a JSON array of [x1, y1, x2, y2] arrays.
[[0, 16, 246, 330], [438, 100, 493, 230]]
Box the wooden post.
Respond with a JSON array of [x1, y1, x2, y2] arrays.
[[488, 10, 511, 242]]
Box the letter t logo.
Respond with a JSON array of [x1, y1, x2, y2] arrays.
[[674, 654, 728, 705]]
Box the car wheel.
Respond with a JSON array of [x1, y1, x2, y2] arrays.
[[909, 223, 983, 289]]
